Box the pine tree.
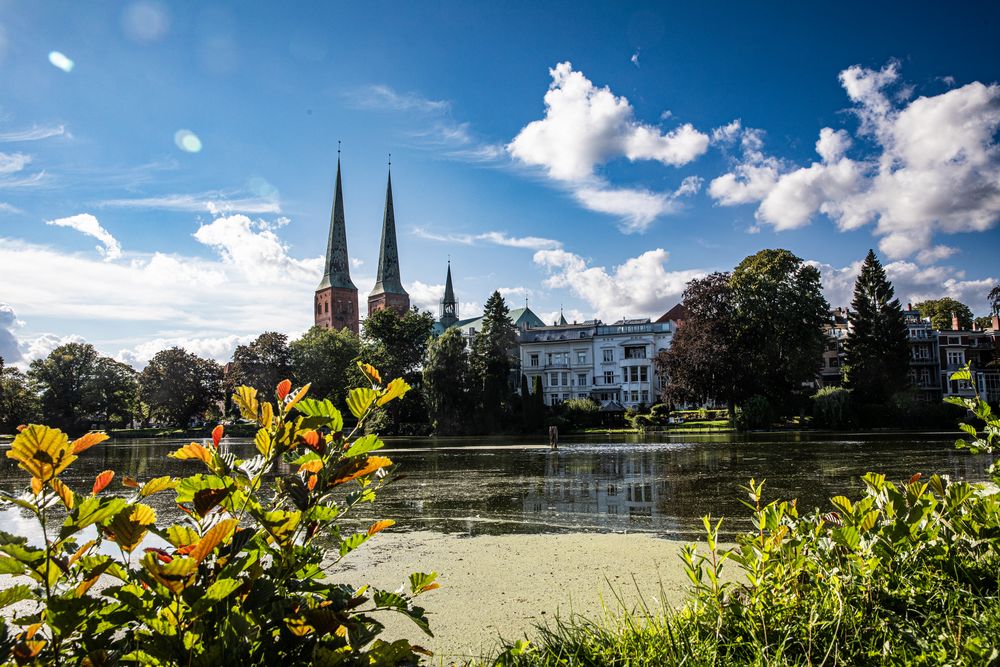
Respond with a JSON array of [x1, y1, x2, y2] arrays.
[[470, 291, 517, 431], [844, 249, 911, 404]]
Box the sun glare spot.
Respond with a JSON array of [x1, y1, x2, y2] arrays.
[[122, 1, 170, 43], [48, 51, 74, 72], [173, 129, 202, 153]]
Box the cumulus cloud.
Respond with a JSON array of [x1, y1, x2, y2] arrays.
[[192, 214, 322, 284], [46, 213, 123, 260], [507, 62, 709, 231], [710, 63, 1000, 258], [0, 303, 22, 364], [810, 257, 997, 313], [117, 334, 251, 369], [915, 245, 959, 264], [533, 247, 705, 321]]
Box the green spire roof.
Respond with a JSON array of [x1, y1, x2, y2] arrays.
[[317, 158, 357, 291], [443, 261, 456, 305], [369, 169, 408, 297]]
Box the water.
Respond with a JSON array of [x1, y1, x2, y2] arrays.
[[1, 432, 992, 542]]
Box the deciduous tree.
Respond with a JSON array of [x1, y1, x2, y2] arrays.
[[0, 361, 40, 433], [915, 297, 974, 331], [139, 347, 223, 427], [92, 357, 139, 428], [228, 332, 292, 395], [27, 342, 102, 433], [843, 250, 911, 404], [422, 328, 471, 434], [290, 326, 361, 406]]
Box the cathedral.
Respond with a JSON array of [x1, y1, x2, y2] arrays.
[[314, 158, 410, 334]]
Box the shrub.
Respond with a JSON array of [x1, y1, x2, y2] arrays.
[[0, 364, 438, 665], [734, 394, 774, 430], [560, 398, 599, 430], [811, 385, 853, 428]]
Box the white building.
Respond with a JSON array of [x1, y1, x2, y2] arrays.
[[518, 318, 674, 408]]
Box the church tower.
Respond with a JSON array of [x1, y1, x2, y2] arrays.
[[439, 261, 458, 329], [314, 155, 359, 333], [367, 167, 410, 316]]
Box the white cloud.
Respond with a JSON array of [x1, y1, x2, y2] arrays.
[[412, 227, 563, 250], [117, 334, 250, 369], [509, 62, 709, 181], [99, 190, 281, 214], [915, 244, 958, 264], [0, 152, 31, 174], [406, 280, 443, 314], [192, 214, 322, 284], [0, 202, 22, 214], [710, 63, 1000, 258], [344, 84, 450, 113], [350, 257, 364, 268], [506, 62, 709, 230], [533, 247, 705, 321], [19, 332, 86, 365], [0, 124, 67, 142], [539, 308, 587, 325], [0, 303, 22, 364], [810, 257, 997, 313], [46, 213, 123, 260]]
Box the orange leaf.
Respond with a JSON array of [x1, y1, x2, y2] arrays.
[[16, 424, 26, 432], [302, 430, 322, 452], [307, 474, 317, 491], [190, 518, 239, 563], [50, 478, 74, 509], [332, 455, 393, 486], [212, 425, 224, 448], [122, 476, 140, 488], [908, 472, 922, 485], [367, 519, 395, 536], [30, 477, 42, 495], [420, 582, 441, 593], [71, 432, 109, 455], [299, 459, 323, 474], [70, 540, 96, 565], [357, 362, 382, 385], [277, 379, 292, 401], [285, 383, 310, 412], [93, 470, 114, 495], [169, 443, 212, 464]]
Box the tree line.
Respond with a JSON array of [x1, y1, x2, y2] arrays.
[[0, 290, 529, 437]]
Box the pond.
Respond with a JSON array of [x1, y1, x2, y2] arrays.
[[1, 431, 992, 541]]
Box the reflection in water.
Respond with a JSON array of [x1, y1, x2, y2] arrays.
[[0, 434, 993, 542]]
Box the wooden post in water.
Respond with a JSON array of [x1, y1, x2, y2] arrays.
[[548, 425, 558, 450]]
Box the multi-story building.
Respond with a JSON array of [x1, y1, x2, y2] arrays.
[[818, 307, 850, 388], [938, 312, 1000, 403], [518, 317, 673, 408], [904, 307, 942, 400]]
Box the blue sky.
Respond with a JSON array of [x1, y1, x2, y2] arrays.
[[1, 1, 999, 366]]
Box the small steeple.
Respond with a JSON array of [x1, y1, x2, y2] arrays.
[[440, 260, 458, 328], [558, 307, 568, 326], [317, 153, 356, 291]]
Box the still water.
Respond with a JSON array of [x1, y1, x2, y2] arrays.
[[0, 432, 992, 540]]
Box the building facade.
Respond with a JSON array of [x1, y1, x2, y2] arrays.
[[518, 318, 673, 409]]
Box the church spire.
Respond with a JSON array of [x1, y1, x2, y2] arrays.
[[317, 155, 356, 291], [440, 260, 458, 328], [367, 163, 410, 316]]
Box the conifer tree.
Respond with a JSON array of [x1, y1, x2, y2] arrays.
[[470, 291, 517, 431], [422, 328, 471, 435], [844, 249, 910, 404]]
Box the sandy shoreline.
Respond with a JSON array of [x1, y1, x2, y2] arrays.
[[342, 530, 715, 664]]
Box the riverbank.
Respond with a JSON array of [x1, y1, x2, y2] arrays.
[[343, 530, 712, 664]]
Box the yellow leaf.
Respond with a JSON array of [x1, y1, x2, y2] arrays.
[[190, 518, 239, 563], [332, 455, 393, 486], [377, 377, 411, 406], [71, 432, 109, 455], [233, 386, 259, 421], [254, 429, 274, 458], [106, 504, 156, 553], [30, 477, 42, 495], [49, 478, 74, 510], [7, 424, 76, 480], [260, 401, 274, 429], [357, 362, 382, 385], [69, 540, 96, 565], [130, 503, 157, 526], [284, 383, 311, 412], [346, 387, 378, 419], [367, 519, 395, 536], [139, 476, 177, 498], [142, 554, 198, 594], [164, 525, 200, 548], [168, 443, 212, 464]]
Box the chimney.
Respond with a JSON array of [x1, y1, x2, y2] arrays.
[[952, 311, 960, 331], [907, 303, 912, 311], [993, 313, 1000, 332]]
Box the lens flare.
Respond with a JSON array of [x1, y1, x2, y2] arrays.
[[173, 129, 202, 153], [48, 51, 74, 72]]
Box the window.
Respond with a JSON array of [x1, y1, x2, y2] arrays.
[[562, 393, 570, 401], [624, 346, 646, 359], [641, 390, 649, 403], [576, 351, 587, 364], [548, 352, 569, 366], [630, 390, 639, 402], [639, 366, 648, 382], [919, 368, 931, 386], [529, 353, 539, 367], [324, 302, 329, 313], [548, 372, 559, 387], [603, 349, 614, 362], [561, 372, 568, 386], [947, 350, 965, 367], [577, 373, 587, 387], [604, 371, 614, 384]]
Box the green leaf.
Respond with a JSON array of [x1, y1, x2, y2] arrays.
[[0, 557, 25, 575], [294, 398, 344, 432], [139, 476, 177, 498], [408, 571, 438, 595], [339, 532, 368, 557], [949, 366, 972, 382], [346, 388, 378, 420], [0, 585, 32, 609], [61, 496, 127, 539], [833, 526, 860, 550], [343, 434, 384, 459], [191, 578, 242, 615]]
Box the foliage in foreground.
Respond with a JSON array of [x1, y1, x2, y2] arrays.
[[496, 365, 1000, 666], [0, 365, 437, 666]]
